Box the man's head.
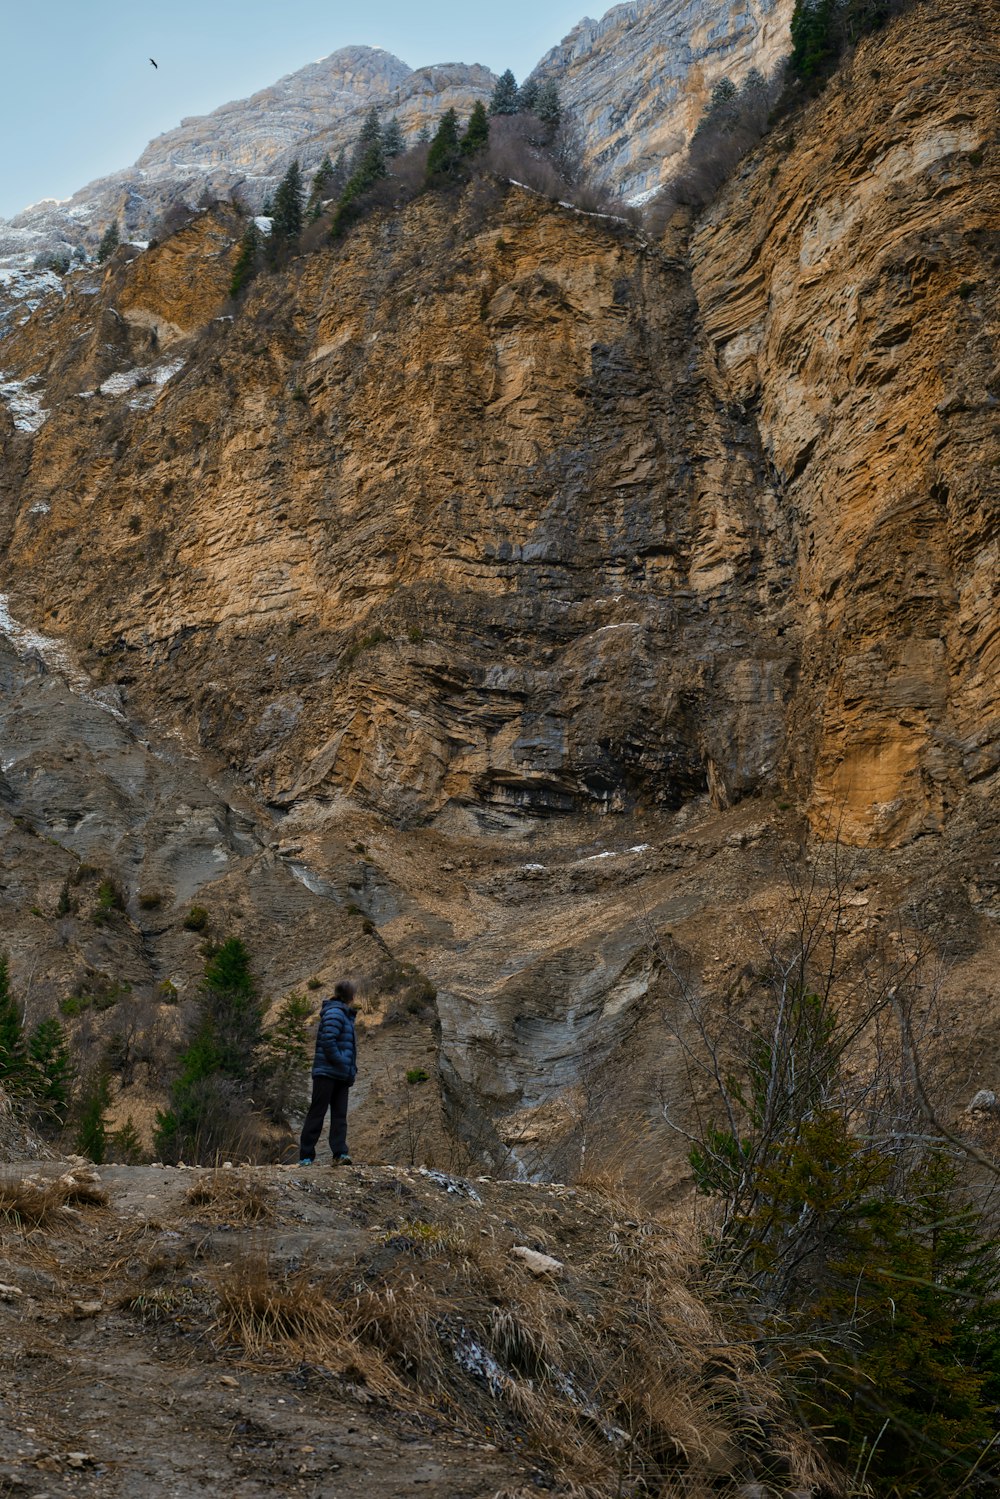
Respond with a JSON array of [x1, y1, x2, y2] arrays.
[[333, 979, 356, 1004]]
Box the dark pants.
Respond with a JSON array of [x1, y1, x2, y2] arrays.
[[299, 1075, 351, 1160]]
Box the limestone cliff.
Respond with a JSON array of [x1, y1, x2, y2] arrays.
[[534, 0, 795, 199], [692, 0, 999, 845], [0, 188, 792, 826]]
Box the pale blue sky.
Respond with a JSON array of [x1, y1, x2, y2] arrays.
[[0, 0, 593, 218]]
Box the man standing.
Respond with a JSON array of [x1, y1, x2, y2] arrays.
[[298, 980, 358, 1165]]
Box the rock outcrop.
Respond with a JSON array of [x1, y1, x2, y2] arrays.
[[692, 0, 999, 845], [533, 0, 795, 198]]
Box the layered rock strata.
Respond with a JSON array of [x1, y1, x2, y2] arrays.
[[692, 0, 1000, 844]]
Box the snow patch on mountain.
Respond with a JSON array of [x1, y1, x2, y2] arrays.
[[0, 374, 49, 432]]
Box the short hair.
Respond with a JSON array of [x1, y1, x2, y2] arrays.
[[333, 980, 356, 1002]]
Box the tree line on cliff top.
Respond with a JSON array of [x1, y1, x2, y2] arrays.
[[224, 69, 628, 300]]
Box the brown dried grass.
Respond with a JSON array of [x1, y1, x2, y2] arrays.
[[184, 1170, 274, 1224], [0, 1170, 109, 1228], [191, 1176, 837, 1495]]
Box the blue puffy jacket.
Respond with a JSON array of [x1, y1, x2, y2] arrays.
[[311, 998, 358, 1083]]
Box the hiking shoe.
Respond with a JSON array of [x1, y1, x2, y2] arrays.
[[298, 1158, 314, 1166], [332, 1153, 353, 1165]]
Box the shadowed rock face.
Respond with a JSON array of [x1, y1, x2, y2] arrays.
[[0, 0, 997, 1180]]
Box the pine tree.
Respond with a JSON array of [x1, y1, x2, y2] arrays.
[[258, 993, 314, 1119], [0, 954, 26, 1089], [330, 147, 348, 194], [460, 101, 490, 158], [75, 1067, 111, 1164], [306, 154, 335, 219], [271, 160, 304, 242], [416, 123, 431, 146], [110, 1114, 145, 1163], [27, 1018, 72, 1127], [329, 137, 388, 240], [381, 117, 405, 158], [517, 78, 540, 114], [351, 106, 383, 173], [96, 221, 120, 264], [229, 221, 261, 297], [425, 108, 462, 180], [536, 79, 562, 129], [488, 69, 519, 117], [790, 0, 838, 79], [154, 938, 263, 1163], [201, 937, 262, 1082]]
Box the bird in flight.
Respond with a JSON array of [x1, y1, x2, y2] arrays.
[[149, 57, 158, 68]]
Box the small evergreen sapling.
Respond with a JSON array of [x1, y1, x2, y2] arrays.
[[381, 117, 405, 158], [229, 221, 262, 298], [75, 1067, 111, 1164], [306, 154, 334, 219], [351, 106, 383, 173], [27, 1017, 72, 1127], [258, 993, 313, 1119], [271, 160, 304, 243], [517, 78, 540, 114], [154, 937, 263, 1163], [96, 221, 120, 263], [536, 79, 562, 129]]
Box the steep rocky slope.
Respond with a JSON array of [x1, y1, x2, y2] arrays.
[[692, 0, 1000, 847], [0, 0, 997, 1184], [534, 0, 795, 198]]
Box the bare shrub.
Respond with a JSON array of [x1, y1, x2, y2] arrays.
[[484, 115, 568, 200]]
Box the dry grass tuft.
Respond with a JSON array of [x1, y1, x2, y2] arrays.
[[208, 1244, 396, 1396], [185, 1170, 273, 1224], [0, 1170, 109, 1228], [330, 1185, 840, 1497], [211, 1248, 329, 1355]]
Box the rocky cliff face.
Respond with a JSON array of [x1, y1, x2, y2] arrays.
[[0, 189, 792, 827], [0, 0, 997, 1178], [692, 0, 999, 846], [534, 0, 795, 199]]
